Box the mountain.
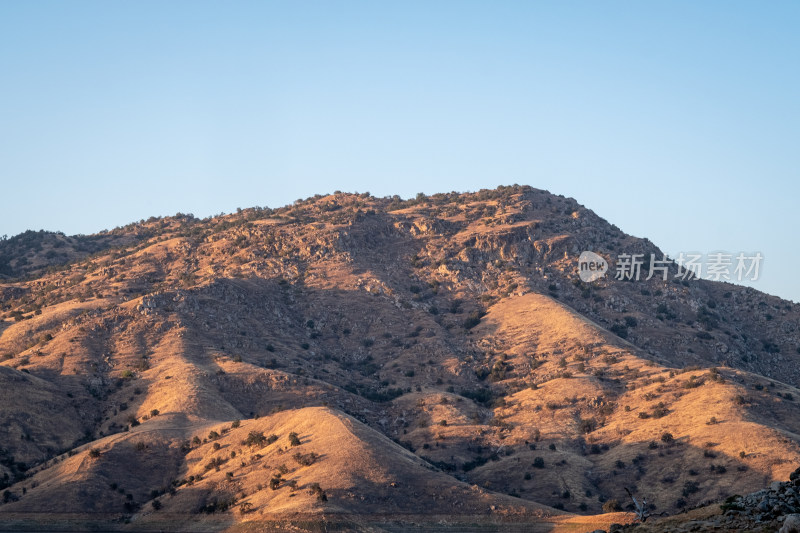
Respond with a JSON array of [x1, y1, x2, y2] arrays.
[[1, 185, 798, 532]]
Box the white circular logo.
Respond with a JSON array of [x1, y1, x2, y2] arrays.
[[578, 251, 608, 282]]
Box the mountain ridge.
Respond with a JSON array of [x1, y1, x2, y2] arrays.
[[1, 185, 798, 532]]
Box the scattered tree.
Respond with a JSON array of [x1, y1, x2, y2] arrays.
[[243, 431, 267, 447]]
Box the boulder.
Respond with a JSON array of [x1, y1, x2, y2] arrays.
[[780, 514, 800, 533]]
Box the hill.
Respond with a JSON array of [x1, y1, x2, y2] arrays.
[[1, 185, 798, 531]]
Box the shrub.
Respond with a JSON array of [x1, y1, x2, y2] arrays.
[[292, 451, 318, 466], [651, 403, 669, 418], [602, 499, 622, 512], [720, 495, 744, 512], [463, 310, 484, 330], [683, 376, 703, 389], [533, 457, 545, 469], [204, 457, 226, 471], [269, 475, 282, 490], [609, 324, 628, 339], [243, 431, 267, 447], [661, 432, 674, 444], [579, 417, 597, 434], [682, 480, 700, 496], [88, 448, 101, 458], [462, 388, 493, 405], [288, 432, 301, 446], [308, 482, 327, 501]]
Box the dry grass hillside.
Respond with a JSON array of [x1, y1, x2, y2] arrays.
[[0, 185, 798, 532]]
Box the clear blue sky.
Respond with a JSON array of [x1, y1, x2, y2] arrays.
[[1, 1, 798, 301]]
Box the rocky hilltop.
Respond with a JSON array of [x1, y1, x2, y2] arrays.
[[1, 185, 798, 532]]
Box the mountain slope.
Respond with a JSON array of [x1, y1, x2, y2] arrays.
[[1, 185, 798, 531]]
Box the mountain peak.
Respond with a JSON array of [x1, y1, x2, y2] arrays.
[[1, 185, 798, 532]]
